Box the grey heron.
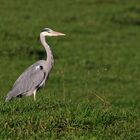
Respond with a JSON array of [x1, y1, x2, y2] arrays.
[[5, 28, 65, 102]]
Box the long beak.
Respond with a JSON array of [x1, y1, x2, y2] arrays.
[[51, 31, 65, 36]]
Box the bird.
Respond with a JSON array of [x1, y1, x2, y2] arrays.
[[5, 28, 65, 102]]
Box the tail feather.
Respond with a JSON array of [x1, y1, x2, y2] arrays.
[[5, 95, 12, 102], [5, 90, 23, 102], [5, 91, 13, 102]]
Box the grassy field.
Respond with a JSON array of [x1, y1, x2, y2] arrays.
[[0, 0, 140, 139]]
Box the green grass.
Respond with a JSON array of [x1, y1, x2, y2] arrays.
[[0, 0, 140, 139]]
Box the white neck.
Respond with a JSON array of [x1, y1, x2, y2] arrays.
[[40, 33, 54, 70]]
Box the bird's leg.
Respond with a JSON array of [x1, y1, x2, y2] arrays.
[[33, 90, 36, 101]]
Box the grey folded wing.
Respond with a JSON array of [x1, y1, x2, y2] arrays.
[[5, 61, 47, 101]]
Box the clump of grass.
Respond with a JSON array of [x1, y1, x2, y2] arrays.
[[111, 6, 140, 26]]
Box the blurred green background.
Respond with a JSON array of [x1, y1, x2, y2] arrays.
[[0, 0, 140, 139]]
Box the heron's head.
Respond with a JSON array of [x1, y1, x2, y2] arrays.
[[41, 28, 65, 37]]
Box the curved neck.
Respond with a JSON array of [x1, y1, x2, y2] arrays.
[[40, 33, 54, 69]]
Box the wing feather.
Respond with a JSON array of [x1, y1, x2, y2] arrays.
[[6, 60, 47, 101]]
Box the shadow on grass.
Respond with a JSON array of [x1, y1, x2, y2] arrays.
[[111, 6, 140, 26]]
